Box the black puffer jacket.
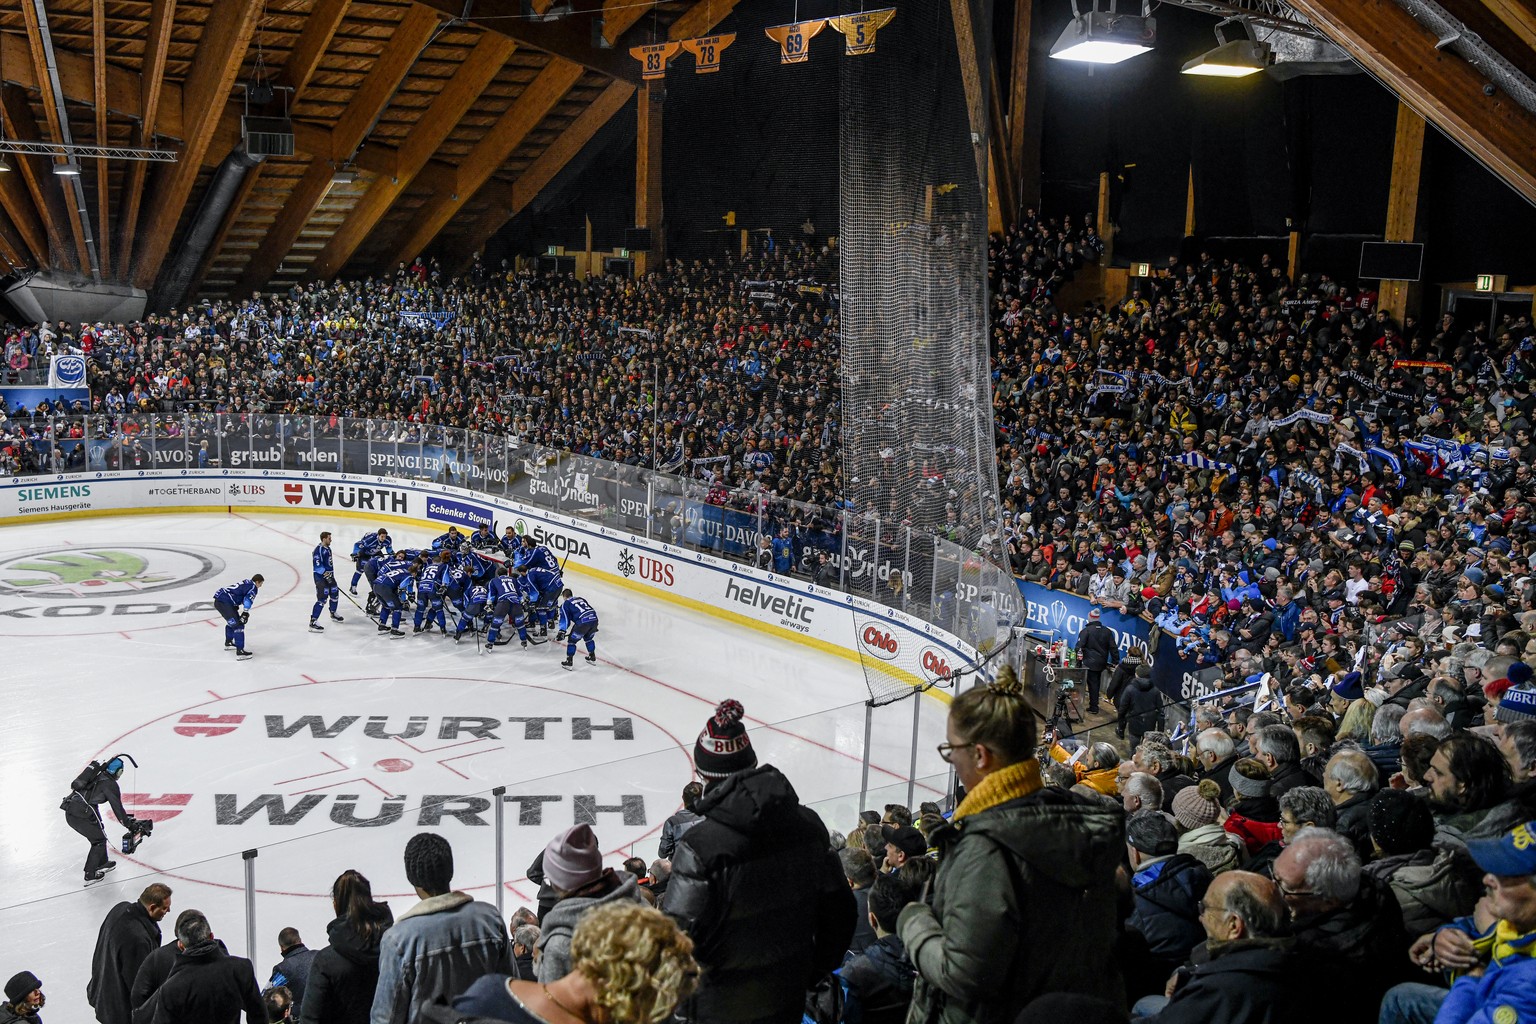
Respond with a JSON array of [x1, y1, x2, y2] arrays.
[[299, 912, 394, 1024], [1119, 671, 1164, 740], [662, 765, 855, 1024], [1147, 939, 1310, 1024]]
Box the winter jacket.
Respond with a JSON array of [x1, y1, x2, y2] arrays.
[[130, 942, 179, 1024], [1076, 622, 1118, 671], [148, 940, 265, 1024], [849, 888, 877, 957], [1363, 741, 1402, 778], [1435, 923, 1536, 1024], [662, 765, 855, 1024], [840, 934, 916, 1024], [898, 782, 1125, 1024], [1176, 824, 1244, 875], [1289, 872, 1408, 1023], [1264, 762, 1310, 799], [1333, 792, 1377, 859], [658, 807, 703, 859], [1127, 855, 1211, 962], [0, 1005, 36, 1024], [301, 912, 393, 1024], [536, 871, 645, 983], [369, 893, 508, 1024], [89, 900, 163, 1024], [270, 944, 318, 1015], [1198, 755, 1240, 804], [1119, 673, 1164, 741], [1362, 848, 1482, 937], [1146, 939, 1309, 1024]]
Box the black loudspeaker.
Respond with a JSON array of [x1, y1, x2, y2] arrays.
[[625, 227, 653, 251]]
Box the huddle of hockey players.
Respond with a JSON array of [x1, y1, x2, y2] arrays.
[[212, 521, 601, 670]]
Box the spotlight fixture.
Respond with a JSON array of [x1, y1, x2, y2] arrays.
[[330, 167, 356, 185], [53, 160, 81, 177], [1182, 19, 1271, 77], [0, 156, 10, 173], [1050, 0, 1156, 65]]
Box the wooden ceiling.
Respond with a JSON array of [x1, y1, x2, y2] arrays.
[[1290, 0, 1536, 208], [0, 0, 731, 301]]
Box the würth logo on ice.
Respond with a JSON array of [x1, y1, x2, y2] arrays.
[[122, 793, 192, 823], [284, 484, 303, 505]]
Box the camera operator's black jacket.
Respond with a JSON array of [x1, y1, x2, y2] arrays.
[[662, 765, 855, 1024], [67, 773, 131, 826]]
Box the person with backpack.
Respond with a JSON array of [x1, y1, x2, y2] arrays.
[[62, 756, 145, 886]]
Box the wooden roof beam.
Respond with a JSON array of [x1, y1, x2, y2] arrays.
[[19, 0, 93, 272], [453, 77, 634, 269], [413, 0, 640, 82], [0, 133, 50, 265], [92, 0, 110, 277], [308, 31, 516, 280], [233, 4, 442, 296], [453, 0, 738, 268], [116, 0, 175, 280], [280, 0, 350, 94], [385, 56, 586, 267], [0, 32, 184, 139], [0, 83, 76, 271], [1289, 0, 1536, 207], [1483, 0, 1536, 52]]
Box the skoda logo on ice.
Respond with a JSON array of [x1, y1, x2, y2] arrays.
[[0, 546, 224, 599]]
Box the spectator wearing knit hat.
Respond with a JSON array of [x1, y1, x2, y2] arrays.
[[661, 701, 854, 1024], [1172, 780, 1243, 875], [536, 825, 645, 984], [1, 972, 42, 1022], [370, 833, 509, 1024]]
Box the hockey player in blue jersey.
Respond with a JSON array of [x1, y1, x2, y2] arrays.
[[349, 528, 392, 592], [452, 583, 490, 643], [499, 525, 521, 558], [457, 548, 497, 585], [372, 560, 420, 637], [468, 523, 499, 552], [483, 566, 534, 651], [557, 589, 599, 669], [213, 574, 264, 659], [413, 551, 452, 635], [432, 526, 467, 553], [517, 535, 563, 633], [309, 531, 346, 631]]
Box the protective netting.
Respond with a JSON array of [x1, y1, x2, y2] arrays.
[[839, 0, 1020, 704]]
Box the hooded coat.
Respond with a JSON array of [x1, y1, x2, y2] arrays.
[[536, 872, 645, 983], [300, 911, 394, 1024], [662, 765, 855, 1024], [897, 787, 1126, 1024]]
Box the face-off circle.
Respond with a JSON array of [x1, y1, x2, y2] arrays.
[[100, 676, 693, 897], [0, 542, 296, 636]]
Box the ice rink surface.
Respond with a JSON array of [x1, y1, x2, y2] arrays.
[[0, 511, 947, 1018]]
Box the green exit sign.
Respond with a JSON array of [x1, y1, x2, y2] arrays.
[[1476, 274, 1494, 292], [547, 245, 558, 256]]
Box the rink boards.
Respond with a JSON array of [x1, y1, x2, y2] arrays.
[[0, 469, 974, 693]]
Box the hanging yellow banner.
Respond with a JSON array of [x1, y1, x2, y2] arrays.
[[680, 33, 736, 74], [827, 8, 896, 55], [629, 41, 682, 80], [764, 19, 827, 64]]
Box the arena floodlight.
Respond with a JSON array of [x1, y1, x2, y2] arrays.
[[1182, 19, 1271, 77], [53, 160, 81, 177], [1050, 1, 1156, 65]]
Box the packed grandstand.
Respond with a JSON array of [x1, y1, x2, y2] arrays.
[[4, 215, 1536, 1024]]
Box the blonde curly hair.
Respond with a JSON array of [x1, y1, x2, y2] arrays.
[[570, 902, 699, 1024]]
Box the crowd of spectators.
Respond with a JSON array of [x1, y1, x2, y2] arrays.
[[7, 209, 1536, 1022]]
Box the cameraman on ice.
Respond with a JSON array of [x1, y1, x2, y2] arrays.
[[61, 756, 146, 886]]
